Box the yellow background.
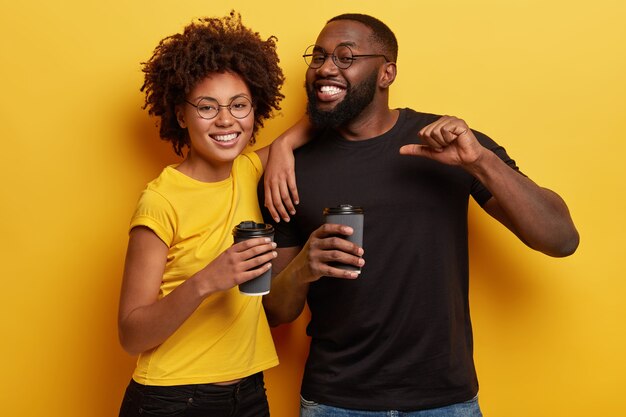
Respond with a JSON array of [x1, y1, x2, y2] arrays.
[[1, 0, 624, 416]]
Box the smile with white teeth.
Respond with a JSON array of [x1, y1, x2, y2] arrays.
[[212, 133, 238, 142], [319, 85, 344, 96]]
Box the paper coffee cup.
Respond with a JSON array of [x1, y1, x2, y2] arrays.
[[232, 221, 274, 295], [323, 205, 364, 273]]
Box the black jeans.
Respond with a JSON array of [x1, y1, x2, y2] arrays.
[[118, 372, 269, 417]]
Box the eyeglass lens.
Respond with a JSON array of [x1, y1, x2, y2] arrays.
[[304, 45, 355, 69], [195, 96, 252, 119]]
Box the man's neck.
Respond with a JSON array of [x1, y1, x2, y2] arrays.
[[338, 107, 400, 141]]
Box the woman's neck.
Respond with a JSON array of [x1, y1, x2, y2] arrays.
[[175, 154, 233, 183]]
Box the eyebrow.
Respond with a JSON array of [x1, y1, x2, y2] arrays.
[[192, 93, 251, 102], [313, 41, 358, 52]]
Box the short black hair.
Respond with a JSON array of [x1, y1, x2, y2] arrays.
[[328, 13, 398, 62], [141, 11, 285, 156]]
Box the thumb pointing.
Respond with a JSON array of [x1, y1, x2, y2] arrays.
[[399, 144, 428, 156]]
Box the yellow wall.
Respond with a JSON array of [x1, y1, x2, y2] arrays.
[[1, 1, 624, 416]]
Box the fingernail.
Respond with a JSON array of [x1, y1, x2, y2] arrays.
[[271, 242, 277, 248], [264, 238, 272, 243]]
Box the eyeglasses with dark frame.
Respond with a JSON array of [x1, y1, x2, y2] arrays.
[[184, 95, 253, 120], [303, 44, 390, 69]]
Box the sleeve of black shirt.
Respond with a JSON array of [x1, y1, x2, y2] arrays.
[[470, 129, 525, 207]]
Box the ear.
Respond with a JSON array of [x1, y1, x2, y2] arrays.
[[379, 62, 397, 89], [175, 106, 187, 128]]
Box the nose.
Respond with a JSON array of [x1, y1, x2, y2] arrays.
[[214, 106, 234, 126], [316, 54, 340, 76]]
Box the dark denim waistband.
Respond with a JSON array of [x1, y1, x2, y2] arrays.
[[129, 371, 264, 394]]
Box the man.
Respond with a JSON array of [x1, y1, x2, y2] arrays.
[[261, 13, 579, 416]]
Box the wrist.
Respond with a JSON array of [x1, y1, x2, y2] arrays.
[[291, 253, 318, 286], [271, 134, 293, 151], [188, 270, 214, 300], [463, 147, 496, 178]]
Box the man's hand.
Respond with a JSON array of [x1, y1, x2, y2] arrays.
[[263, 115, 314, 223], [261, 223, 365, 327], [264, 138, 299, 223], [399, 116, 485, 168], [297, 223, 365, 282]]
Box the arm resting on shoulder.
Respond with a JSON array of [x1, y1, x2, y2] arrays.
[[258, 115, 314, 222]]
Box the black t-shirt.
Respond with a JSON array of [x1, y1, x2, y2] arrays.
[[260, 109, 519, 410]]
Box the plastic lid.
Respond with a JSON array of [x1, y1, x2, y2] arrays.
[[232, 221, 274, 237], [323, 204, 364, 215]]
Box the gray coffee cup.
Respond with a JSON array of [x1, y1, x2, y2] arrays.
[[323, 205, 364, 274], [232, 221, 274, 295]]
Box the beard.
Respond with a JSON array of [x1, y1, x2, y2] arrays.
[[306, 70, 378, 129]]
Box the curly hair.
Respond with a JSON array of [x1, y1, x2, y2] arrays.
[[141, 11, 285, 156]]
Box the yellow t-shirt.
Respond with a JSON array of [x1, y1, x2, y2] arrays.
[[129, 152, 278, 386]]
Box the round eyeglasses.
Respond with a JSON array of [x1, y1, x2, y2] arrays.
[[303, 44, 390, 69], [185, 96, 253, 120]]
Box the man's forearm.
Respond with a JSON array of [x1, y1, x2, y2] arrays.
[[263, 246, 310, 326], [471, 151, 579, 257]]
